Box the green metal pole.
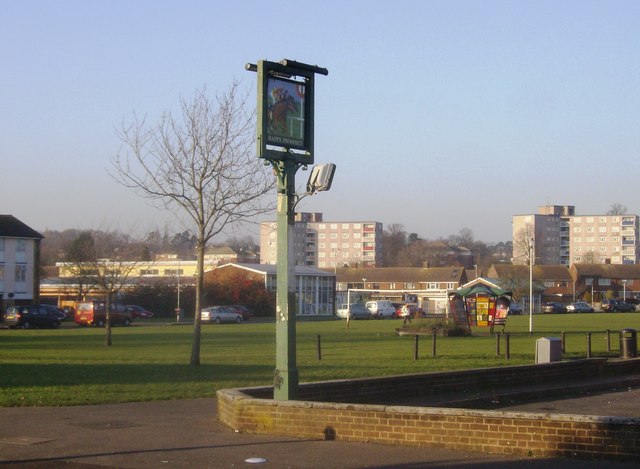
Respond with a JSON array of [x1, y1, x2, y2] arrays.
[[274, 159, 299, 400]]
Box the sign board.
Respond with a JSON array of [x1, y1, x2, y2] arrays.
[[256, 60, 317, 165]]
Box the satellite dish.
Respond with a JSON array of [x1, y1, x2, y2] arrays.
[[306, 163, 336, 194]]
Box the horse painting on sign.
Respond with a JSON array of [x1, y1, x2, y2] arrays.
[[269, 92, 298, 134], [266, 81, 304, 146]]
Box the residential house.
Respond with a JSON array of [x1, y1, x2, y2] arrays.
[[0, 215, 44, 311], [570, 263, 640, 302], [487, 264, 572, 310], [333, 267, 468, 315]]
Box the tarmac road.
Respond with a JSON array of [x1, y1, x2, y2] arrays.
[[1, 397, 639, 468]]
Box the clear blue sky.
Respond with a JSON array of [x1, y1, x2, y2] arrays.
[[2, 0, 639, 243]]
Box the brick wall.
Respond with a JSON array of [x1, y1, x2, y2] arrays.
[[217, 359, 640, 461]]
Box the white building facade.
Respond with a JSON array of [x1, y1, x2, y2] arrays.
[[260, 212, 383, 268], [513, 206, 639, 266], [0, 215, 43, 310]]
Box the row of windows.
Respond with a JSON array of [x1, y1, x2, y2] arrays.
[[0, 263, 27, 282], [573, 226, 623, 233], [574, 246, 622, 253], [0, 239, 27, 252]]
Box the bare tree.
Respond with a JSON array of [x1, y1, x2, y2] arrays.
[[112, 84, 274, 365], [62, 231, 143, 346], [512, 224, 535, 265], [607, 203, 627, 215]]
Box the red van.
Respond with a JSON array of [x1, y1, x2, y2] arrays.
[[74, 301, 133, 327]]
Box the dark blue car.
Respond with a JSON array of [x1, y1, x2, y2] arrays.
[[3, 305, 66, 329]]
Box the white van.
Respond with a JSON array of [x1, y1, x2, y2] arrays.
[[365, 300, 396, 319]]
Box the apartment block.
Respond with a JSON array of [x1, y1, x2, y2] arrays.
[[512, 205, 639, 265], [260, 213, 383, 268]]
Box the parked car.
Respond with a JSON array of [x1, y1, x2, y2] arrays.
[[601, 299, 635, 312], [566, 301, 594, 313], [125, 305, 155, 319], [336, 303, 373, 320], [365, 300, 397, 319], [74, 301, 134, 327], [3, 305, 64, 329], [201, 306, 243, 324], [226, 305, 255, 321], [509, 302, 523, 315], [542, 302, 567, 314], [39, 304, 68, 321]]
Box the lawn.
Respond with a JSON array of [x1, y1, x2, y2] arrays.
[[1, 312, 639, 407]]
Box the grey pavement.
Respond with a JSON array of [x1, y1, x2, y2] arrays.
[[1, 395, 640, 468]]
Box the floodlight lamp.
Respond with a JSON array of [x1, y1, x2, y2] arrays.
[[306, 163, 336, 194]]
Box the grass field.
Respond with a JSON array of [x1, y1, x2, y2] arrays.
[[1, 312, 639, 407]]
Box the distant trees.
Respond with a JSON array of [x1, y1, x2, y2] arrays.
[[607, 203, 627, 215], [380, 226, 500, 273]]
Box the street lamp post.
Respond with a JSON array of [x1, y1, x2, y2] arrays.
[[529, 237, 534, 336]]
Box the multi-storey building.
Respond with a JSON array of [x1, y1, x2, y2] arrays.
[[260, 212, 383, 268], [0, 215, 44, 311], [512, 205, 639, 265]]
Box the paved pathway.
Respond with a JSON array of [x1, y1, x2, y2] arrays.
[[1, 397, 639, 468]]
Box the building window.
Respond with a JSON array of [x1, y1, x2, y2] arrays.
[[341, 224, 349, 229], [16, 240, 27, 252], [599, 227, 607, 233], [0, 238, 4, 251], [573, 227, 582, 233], [15, 264, 26, 282]]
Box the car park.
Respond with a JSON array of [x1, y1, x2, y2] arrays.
[[601, 299, 635, 312], [75, 300, 134, 327], [566, 301, 594, 313], [365, 300, 397, 319], [226, 305, 255, 321], [125, 305, 155, 318], [542, 302, 567, 314], [2, 305, 64, 329], [39, 304, 68, 321], [201, 306, 243, 324], [509, 302, 523, 315], [336, 303, 373, 319]]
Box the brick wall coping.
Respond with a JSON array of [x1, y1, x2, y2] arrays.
[[217, 359, 640, 460]]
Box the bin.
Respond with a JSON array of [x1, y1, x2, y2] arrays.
[[535, 337, 562, 364], [619, 328, 637, 359]]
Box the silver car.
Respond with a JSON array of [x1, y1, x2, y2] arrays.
[[336, 303, 373, 320], [201, 306, 243, 324], [566, 301, 594, 313]]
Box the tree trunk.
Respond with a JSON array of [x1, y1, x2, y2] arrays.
[[190, 240, 205, 365], [105, 291, 112, 346]]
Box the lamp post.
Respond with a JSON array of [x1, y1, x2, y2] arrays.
[[247, 58, 329, 401], [529, 237, 534, 336]]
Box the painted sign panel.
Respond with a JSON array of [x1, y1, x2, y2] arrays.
[[266, 76, 307, 150]]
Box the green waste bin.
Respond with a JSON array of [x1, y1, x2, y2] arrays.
[[619, 329, 637, 359]]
